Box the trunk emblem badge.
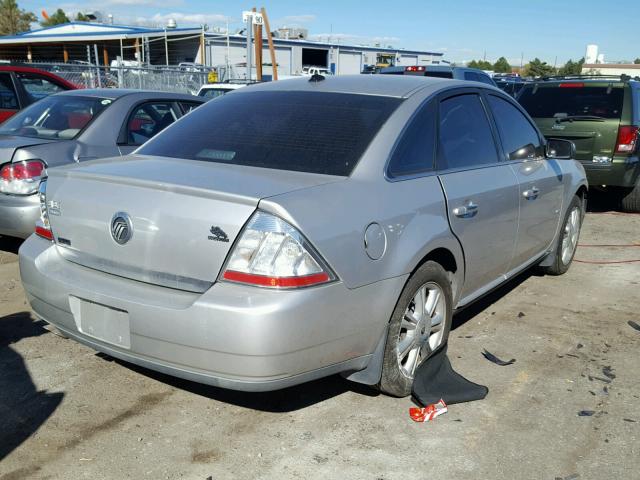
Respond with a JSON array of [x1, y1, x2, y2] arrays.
[[208, 226, 229, 243], [111, 213, 133, 245]]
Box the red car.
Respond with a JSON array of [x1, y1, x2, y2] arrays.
[[0, 66, 79, 122]]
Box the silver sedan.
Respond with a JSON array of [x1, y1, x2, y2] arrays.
[[19, 76, 587, 396], [0, 89, 204, 239]]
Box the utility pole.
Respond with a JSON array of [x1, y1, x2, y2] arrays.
[[164, 28, 169, 66], [244, 11, 253, 80]]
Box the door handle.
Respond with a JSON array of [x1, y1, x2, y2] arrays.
[[453, 201, 479, 218], [523, 187, 540, 200]]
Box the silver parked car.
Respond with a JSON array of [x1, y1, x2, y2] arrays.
[[0, 89, 204, 239], [19, 76, 587, 396]]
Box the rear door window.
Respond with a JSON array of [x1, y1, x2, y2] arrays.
[[487, 95, 544, 160], [437, 94, 499, 169], [519, 85, 624, 119], [423, 70, 453, 79], [137, 91, 403, 176], [387, 100, 436, 177], [16, 73, 66, 101], [127, 102, 177, 146], [0, 73, 18, 109]]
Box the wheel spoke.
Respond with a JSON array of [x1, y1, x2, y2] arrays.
[[401, 315, 418, 330], [406, 348, 420, 375], [425, 288, 441, 318], [430, 312, 444, 330], [414, 287, 426, 321], [398, 335, 415, 359]]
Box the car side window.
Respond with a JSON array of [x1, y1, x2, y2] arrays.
[[179, 101, 201, 114], [16, 73, 66, 101], [463, 71, 480, 82], [437, 94, 499, 170], [0, 73, 18, 109], [487, 95, 544, 160], [127, 102, 177, 146], [387, 100, 436, 178]]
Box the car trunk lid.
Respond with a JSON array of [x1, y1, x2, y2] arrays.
[[45, 155, 341, 292], [536, 118, 621, 162]]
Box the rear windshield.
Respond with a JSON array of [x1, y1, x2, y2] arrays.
[[424, 71, 454, 79], [138, 91, 402, 176], [519, 85, 624, 119], [0, 95, 112, 140]]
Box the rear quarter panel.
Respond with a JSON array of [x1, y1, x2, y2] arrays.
[[261, 175, 464, 296]]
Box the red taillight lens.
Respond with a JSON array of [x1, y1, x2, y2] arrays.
[[559, 82, 584, 88], [222, 271, 330, 288], [615, 125, 639, 154], [35, 224, 53, 240], [405, 66, 425, 72], [0, 160, 46, 195]]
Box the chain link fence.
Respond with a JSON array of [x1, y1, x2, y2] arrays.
[[30, 62, 229, 95]]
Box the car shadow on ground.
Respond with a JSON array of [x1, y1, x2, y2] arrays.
[[105, 358, 380, 412], [0, 312, 63, 461], [0, 236, 23, 255]]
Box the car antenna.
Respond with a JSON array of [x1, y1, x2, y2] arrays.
[[309, 73, 325, 83]]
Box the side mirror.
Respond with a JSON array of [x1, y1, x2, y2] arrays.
[[546, 138, 576, 160]]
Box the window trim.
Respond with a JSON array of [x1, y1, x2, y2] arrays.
[[118, 100, 181, 146], [384, 97, 438, 181], [481, 90, 546, 164], [434, 88, 504, 174]]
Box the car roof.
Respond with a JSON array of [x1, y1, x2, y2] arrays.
[[199, 83, 246, 90], [53, 88, 203, 101], [233, 74, 472, 98], [0, 65, 77, 87]]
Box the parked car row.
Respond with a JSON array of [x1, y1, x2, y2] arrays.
[[15, 75, 587, 397]]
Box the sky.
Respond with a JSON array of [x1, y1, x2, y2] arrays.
[[21, 0, 638, 65]]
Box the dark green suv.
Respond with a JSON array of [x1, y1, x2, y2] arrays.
[[518, 76, 640, 211]]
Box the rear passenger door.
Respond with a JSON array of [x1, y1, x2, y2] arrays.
[[436, 90, 519, 304], [485, 93, 564, 271]]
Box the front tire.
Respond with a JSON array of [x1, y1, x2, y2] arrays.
[[379, 261, 452, 397], [542, 195, 583, 276]]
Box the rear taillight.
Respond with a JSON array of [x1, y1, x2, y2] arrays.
[[0, 160, 46, 195], [221, 211, 335, 289], [559, 82, 584, 88], [35, 179, 53, 241], [405, 66, 426, 73], [615, 125, 639, 154]]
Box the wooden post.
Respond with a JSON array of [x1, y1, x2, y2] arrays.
[[63, 45, 69, 63], [103, 46, 109, 67], [200, 25, 205, 65], [261, 7, 277, 80]]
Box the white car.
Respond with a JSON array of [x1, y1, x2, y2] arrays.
[[301, 67, 333, 76], [196, 83, 248, 100]]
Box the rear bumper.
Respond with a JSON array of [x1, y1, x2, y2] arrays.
[[0, 193, 39, 238], [19, 235, 406, 392], [581, 156, 640, 187]]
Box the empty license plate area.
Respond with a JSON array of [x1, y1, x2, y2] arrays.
[[69, 296, 131, 349]]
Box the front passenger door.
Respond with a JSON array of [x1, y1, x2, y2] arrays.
[[485, 94, 564, 271], [436, 92, 519, 304]]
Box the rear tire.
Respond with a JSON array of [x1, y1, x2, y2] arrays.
[[379, 261, 452, 397], [541, 195, 583, 276], [621, 178, 640, 212]]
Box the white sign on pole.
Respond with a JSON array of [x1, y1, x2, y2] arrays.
[[242, 11, 253, 23], [252, 13, 264, 25]]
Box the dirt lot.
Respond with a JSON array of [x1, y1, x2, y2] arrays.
[[1, 206, 639, 480]]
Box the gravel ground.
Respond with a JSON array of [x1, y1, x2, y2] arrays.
[[1, 206, 639, 480]]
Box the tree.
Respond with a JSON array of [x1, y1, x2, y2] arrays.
[[523, 58, 556, 77], [467, 59, 493, 71], [0, 0, 37, 35], [558, 58, 584, 76], [40, 8, 69, 27], [75, 12, 90, 21], [493, 56, 511, 73], [634, 58, 640, 65]]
